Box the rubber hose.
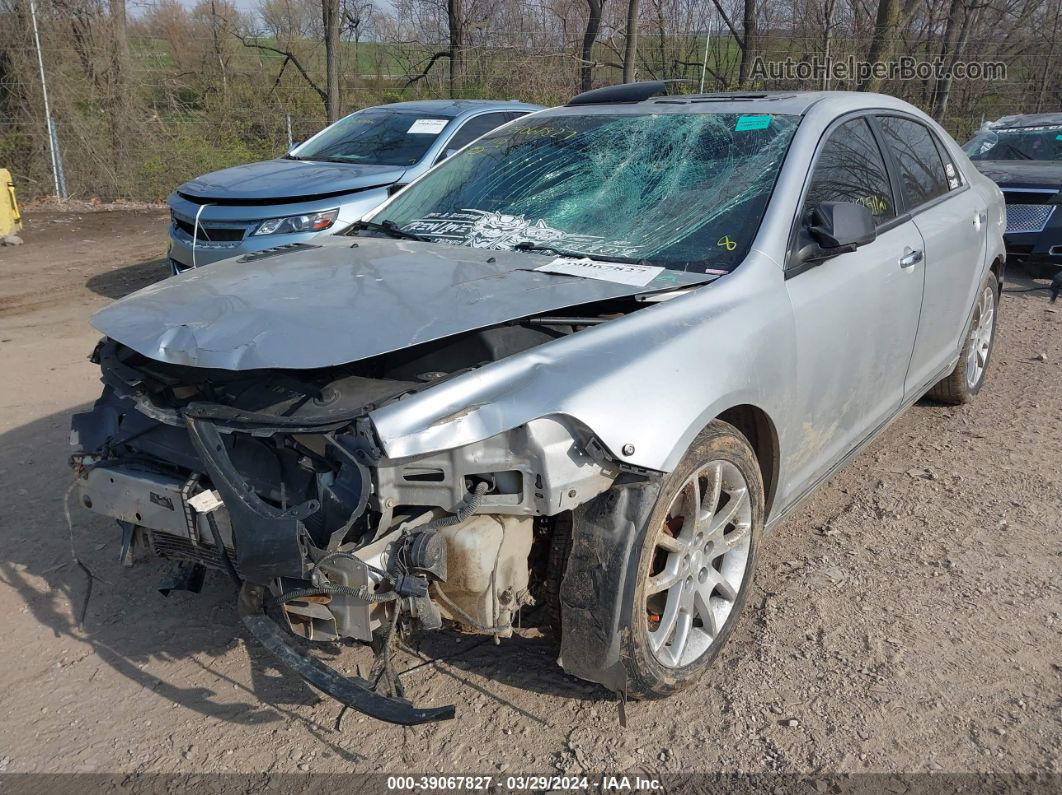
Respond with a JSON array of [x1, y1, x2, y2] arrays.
[[421, 481, 490, 533]]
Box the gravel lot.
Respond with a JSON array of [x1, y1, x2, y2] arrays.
[[0, 208, 1059, 783]]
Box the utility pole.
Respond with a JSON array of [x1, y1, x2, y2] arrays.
[[29, 0, 64, 199], [699, 16, 714, 93], [822, 0, 835, 90]]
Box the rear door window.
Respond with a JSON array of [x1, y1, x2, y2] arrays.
[[804, 117, 897, 225], [878, 116, 951, 207]]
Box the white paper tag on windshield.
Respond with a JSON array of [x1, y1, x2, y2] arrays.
[[188, 489, 223, 514], [535, 257, 664, 287], [407, 118, 448, 135]]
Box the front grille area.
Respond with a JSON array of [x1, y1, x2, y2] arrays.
[[1005, 204, 1054, 234], [149, 531, 240, 575], [173, 217, 247, 242]]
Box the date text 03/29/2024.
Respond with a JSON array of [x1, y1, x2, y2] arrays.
[[385, 775, 663, 791]]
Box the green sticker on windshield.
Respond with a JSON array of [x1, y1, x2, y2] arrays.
[[1057, 134, 1062, 141], [736, 115, 771, 132]]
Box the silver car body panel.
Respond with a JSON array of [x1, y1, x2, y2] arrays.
[[95, 91, 1005, 528], [90, 236, 716, 371]]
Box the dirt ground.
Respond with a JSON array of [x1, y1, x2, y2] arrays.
[[0, 208, 1059, 783]]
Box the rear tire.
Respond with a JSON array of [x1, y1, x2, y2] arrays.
[[927, 272, 999, 405], [622, 421, 764, 699]]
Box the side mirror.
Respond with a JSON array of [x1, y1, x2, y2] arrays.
[[800, 201, 877, 262], [387, 183, 408, 197]]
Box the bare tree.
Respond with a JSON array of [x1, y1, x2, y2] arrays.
[[448, 0, 465, 95], [710, 0, 759, 86], [581, 0, 606, 90], [739, 0, 757, 84], [108, 0, 130, 189], [931, 0, 985, 118], [208, 0, 228, 96], [323, 0, 341, 121], [1, 0, 1056, 202], [622, 0, 640, 82], [859, 0, 919, 91]]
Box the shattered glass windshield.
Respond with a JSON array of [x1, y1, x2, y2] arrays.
[[964, 124, 1062, 162], [371, 111, 799, 270], [292, 108, 456, 166]]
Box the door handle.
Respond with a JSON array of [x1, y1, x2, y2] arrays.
[[899, 249, 923, 268]]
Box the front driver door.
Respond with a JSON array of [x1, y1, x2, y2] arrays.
[[782, 115, 925, 501]]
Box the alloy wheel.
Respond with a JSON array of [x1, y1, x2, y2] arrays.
[[645, 460, 752, 668], [966, 284, 996, 390]]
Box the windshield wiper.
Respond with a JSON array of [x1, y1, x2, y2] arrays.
[[351, 220, 428, 242], [512, 241, 640, 264], [999, 142, 1033, 160]]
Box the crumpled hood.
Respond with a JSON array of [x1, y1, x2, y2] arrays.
[[178, 159, 407, 201], [972, 160, 1062, 192], [91, 237, 715, 371]]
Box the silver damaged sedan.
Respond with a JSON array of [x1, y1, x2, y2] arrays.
[[71, 84, 1006, 724]]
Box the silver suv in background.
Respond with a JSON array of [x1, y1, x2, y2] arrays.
[[166, 99, 542, 272]]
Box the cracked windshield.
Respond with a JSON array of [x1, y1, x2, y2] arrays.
[[372, 111, 800, 271], [963, 124, 1062, 162]]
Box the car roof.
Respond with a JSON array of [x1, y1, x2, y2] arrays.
[[367, 99, 544, 117], [987, 112, 1062, 129], [546, 87, 924, 121]]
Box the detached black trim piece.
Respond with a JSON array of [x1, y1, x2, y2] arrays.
[[185, 415, 317, 581], [239, 585, 455, 726]]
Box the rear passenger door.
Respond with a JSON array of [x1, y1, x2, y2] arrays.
[[783, 116, 926, 498], [875, 115, 988, 397]]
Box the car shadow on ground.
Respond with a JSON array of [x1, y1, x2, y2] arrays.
[[0, 404, 599, 742], [85, 257, 170, 300]]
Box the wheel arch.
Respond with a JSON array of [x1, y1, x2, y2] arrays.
[[989, 254, 1005, 288], [715, 404, 781, 522]]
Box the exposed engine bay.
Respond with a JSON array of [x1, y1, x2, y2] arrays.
[[70, 307, 644, 724]]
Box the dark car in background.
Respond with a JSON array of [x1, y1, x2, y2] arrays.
[[964, 112, 1062, 276], [166, 99, 542, 273]]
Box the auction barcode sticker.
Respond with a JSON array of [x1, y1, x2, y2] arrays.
[[535, 257, 664, 287], [407, 118, 449, 135]]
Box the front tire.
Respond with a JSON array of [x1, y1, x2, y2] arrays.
[[622, 421, 764, 699], [927, 272, 999, 405]]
